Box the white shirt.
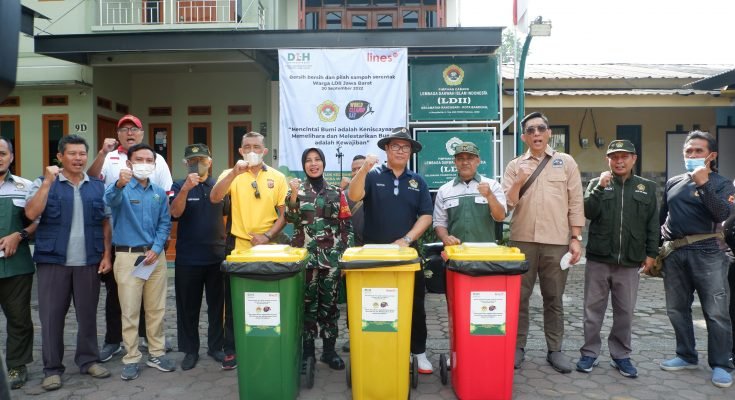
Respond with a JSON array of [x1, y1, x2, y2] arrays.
[[99, 149, 173, 191]]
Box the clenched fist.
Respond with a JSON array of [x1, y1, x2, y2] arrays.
[[101, 138, 118, 154], [233, 160, 249, 176], [478, 181, 493, 198], [364, 154, 379, 170], [116, 168, 132, 188], [44, 165, 60, 181], [598, 171, 613, 188], [517, 160, 534, 182], [181, 173, 199, 192], [289, 178, 302, 192]]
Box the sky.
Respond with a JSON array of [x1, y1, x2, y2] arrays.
[[459, 0, 735, 65]]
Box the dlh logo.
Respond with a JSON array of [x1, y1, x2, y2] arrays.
[[287, 52, 311, 62]]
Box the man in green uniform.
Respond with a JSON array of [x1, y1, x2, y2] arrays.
[[576, 139, 658, 378], [0, 137, 37, 389], [433, 142, 506, 244]]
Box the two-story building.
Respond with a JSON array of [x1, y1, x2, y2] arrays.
[[2, 1, 734, 188]]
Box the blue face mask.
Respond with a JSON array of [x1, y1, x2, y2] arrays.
[[684, 158, 706, 172]]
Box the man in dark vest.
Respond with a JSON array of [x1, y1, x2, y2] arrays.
[[25, 134, 112, 391]]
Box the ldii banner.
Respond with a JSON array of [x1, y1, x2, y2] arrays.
[[278, 48, 408, 182]]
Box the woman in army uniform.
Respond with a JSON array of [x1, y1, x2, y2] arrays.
[[287, 148, 354, 370]]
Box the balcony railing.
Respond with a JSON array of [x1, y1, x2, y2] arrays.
[[97, 0, 264, 28]]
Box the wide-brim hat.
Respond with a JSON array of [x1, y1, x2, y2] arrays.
[[377, 127, 422, 153]]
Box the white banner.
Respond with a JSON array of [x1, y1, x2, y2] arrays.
[[278, 48, 408, 180]]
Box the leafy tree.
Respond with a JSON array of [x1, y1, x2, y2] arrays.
[[499, 30, 526, 64]]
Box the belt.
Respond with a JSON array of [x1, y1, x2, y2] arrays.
[[114, 246, 150, 253], [670, 232, 723, 249]]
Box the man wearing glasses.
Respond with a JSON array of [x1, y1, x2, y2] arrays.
[[210, 131, 287, 370], [502, 112, 585, 374], [87, 115, 174, 363], [348, 127, 434, 374]]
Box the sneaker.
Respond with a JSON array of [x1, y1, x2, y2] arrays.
[[87, 363, 111, 378], [611, 358, 638, 378], [181, 353, 199, 371], [121, 363, 140, 381], [576, 356, 599, 373], [207, 350, 225, 363], [514, 348, 525, 369], [413, 352, 433, 374], [547, 351, 572, 374], [146, 355, 176, 372], [712, 367, 733, 388], [99, 343, 122, 363], [41, 374, 62, 391], [7, 365, 28, 389], [222, 354, 238, 370], [660, 357, 698, 371]]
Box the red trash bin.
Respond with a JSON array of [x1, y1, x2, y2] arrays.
[[441, 244, 528, 400]]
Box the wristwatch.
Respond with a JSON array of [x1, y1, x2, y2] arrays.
[[571, 235, 582, 242], [402, 235, 412, 245], [18, 229, 29, 240]]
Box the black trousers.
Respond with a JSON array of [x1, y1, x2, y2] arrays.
[[411, 269, 428, 354], [0, 273, 33, 368], [100, 254, 152, 345], [175, 263, 224, 354], [37, 264, 100, 376]]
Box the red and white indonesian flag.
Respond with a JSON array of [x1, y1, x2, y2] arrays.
[[514, 0, 529, 34]]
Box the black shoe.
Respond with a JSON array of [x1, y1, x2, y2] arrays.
[[181, 353, 199, 371], [320, 351, 345, 370]]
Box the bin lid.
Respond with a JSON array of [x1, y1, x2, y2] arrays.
[[225, 244, 308, 263], [444, 243, 526, 261], [341, 245, 418, 261]]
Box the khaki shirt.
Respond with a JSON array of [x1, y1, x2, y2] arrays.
[[502, 146, 585, 245]]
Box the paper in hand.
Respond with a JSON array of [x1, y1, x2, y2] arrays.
[[132, 255, 156, 280]]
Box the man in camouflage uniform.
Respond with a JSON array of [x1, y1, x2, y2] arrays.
[[287, 148, 354, 370]]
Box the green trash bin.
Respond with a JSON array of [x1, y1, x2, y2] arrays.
[[221, 245, 308, 400]]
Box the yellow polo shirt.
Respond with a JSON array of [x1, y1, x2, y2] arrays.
[[217, 164, 287, 241]]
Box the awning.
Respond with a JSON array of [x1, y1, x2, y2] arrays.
[[34, 27, 503, 79]]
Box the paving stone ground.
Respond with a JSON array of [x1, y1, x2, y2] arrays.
[[2, 264, 734, 399]]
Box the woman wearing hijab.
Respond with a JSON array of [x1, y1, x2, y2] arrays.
[[286, 147, 354, 370]]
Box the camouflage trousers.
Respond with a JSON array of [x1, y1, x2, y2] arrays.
[[304, 266, 341, 341]]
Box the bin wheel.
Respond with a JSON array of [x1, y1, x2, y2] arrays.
[[346, 362, 352, 388], [411, 355, 419, 389], [304, 356, 315, 389], [439, 354, 448, 385]]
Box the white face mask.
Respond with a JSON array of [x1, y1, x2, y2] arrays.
[[245, 151, 263, 166], [132, 163, 155, 180]]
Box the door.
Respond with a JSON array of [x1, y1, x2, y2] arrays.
[[149, 123, 172, 170], [188, 122, 211, 149], [717, 126, 735, 182], [43, 114, 68, 169], [0, 115, 20, 175], [97, 115, 117, 154], [229, 121, 251, 167], [616, 125, 642, 176]]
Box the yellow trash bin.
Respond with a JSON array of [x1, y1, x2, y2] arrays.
[[340, 245, 421, 400]]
